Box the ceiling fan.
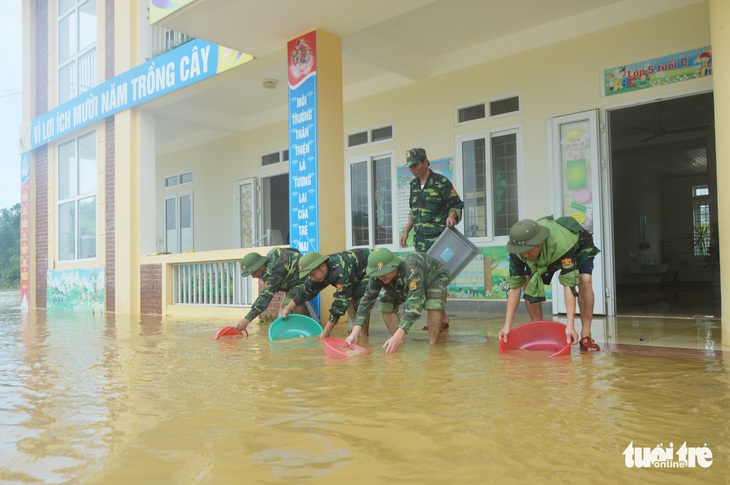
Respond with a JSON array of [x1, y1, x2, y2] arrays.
[[631, 102, 711, 143]]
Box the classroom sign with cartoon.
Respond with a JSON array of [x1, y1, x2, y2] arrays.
[[603, 46, 711, 97]]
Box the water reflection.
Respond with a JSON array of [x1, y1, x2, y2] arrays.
[[1, 289, 729, 484]]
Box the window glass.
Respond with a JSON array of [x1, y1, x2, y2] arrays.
[[77, 49, 96, 94], [461, 138, 486, 237], [371, 126, 393, 142], [78, 196, 96, 258], [458, 104, 486, 123], [350, 162, 369, 246], [59, 0, 75, 15], [180, 194, 193, 251], [180, 172, 193, 184], [57, 131, 96, 261], [372, 157, 393, 245], [348, 132, 368, 147], [459, 129, 520, 239], [58, 11, 76, 62], [490, 97, 520, 116], [165, 198, 178, 254], [58, 201, 76, 260], [58, 0, 96, 101], [78, 0, 96, 51], [491, 133, 518, 236], [58, 140, 76, 200], [78, 132, 96, 194], [59, 63, 75, 105]]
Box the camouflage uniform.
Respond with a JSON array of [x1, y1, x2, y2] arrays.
[[244, 247, 306, 321], [408, 171, 464, 252], [292, 249, 372, 324], [508, 216, 600, 303], [353, 252, 450, 332]]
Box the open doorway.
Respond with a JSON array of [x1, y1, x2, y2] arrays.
[[262, 174, 289, 245], [607, 92, 719, 317]]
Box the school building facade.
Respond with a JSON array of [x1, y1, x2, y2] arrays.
[[19, 0, 730, 345]]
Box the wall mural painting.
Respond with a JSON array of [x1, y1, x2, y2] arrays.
[[47, 268, 105, 312]]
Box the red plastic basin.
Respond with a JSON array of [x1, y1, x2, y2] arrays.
[[499, 320, 572, 357]]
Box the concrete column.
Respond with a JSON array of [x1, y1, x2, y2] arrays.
[[112, 1, 141, 314], [709, 0, 730, 346]]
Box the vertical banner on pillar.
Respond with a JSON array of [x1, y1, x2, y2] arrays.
[[288, 30, 320, 319], [20, 153, 30, 310]]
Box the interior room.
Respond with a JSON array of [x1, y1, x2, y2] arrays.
[[608, 91, 719, 318]]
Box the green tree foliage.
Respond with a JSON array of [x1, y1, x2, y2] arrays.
[[0, 203, 20, 289]]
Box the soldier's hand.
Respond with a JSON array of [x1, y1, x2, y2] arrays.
[[498, 325, 511, 343], [345, 326, 362, 347], [382, 329, 405, 354], [235, 318, 251, 332], [446, 212, 457, 228], [400, 232, 409, 248]]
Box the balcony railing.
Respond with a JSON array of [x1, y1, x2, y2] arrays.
[[172, 259, 253, 307], [148, 24, 193, 59]]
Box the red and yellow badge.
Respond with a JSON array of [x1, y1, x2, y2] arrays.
[[378, 262, 383, 270], [450, 187, 459, 197], [336, 284, 343, 292], [561, 258, 575, 270], [409, 280, 418, 291]]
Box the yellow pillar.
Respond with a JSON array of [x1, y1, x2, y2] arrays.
[[315, 30, 345, 316], [709, 0, 730, 346], [112, 2, 141, 315]]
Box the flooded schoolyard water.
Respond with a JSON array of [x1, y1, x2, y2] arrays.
[[1, 289, 729, 484]]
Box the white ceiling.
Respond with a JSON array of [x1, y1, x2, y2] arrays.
[[150, 0, 705, 154]]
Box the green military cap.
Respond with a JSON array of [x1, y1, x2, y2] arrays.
[[366, 248, 402, 277], [240, 252, 268, 277], [405, 148, 428, 168], [298, 251, 329, 279], [506, 219, 550, 254]]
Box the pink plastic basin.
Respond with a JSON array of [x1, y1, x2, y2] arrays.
[[323, 338, 370, 359], [499, 320, 572, 357]]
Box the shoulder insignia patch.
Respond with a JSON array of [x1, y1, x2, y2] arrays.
[[409, 280, 418, 291], [561, 258, 574, 270]]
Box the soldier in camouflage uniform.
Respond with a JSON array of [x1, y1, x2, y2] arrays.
[[346, 248, 450, 354], [280, 249, 372, 340], [498, 216, 601, 351], [399, 147, 464, 331], [399, 148, 464, 252], [234, 248, 309, 333]]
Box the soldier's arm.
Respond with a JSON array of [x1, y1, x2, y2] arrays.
[[244, 274, 282, 321], [353, 278, 382, 326]]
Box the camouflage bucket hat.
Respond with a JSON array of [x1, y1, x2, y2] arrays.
[[405, 148, 427, 168], [240, 252, 268, 277], [298, 251, 329, 279], [506, 219, 550, 254], [366, 248, 402, 277]]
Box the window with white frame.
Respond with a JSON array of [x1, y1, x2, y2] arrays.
[[58, 131, 97, 261], [692, 184, 711, 256], [260, 149, 289, 168], [165, 193, 193, 253], [346, 153, 394, 247], [456, 95, 520, 125], [164, 171, 193, 188], [457, 129, 520, 239], [58, 0, 97, 104], [346, 125, 394, 148]]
